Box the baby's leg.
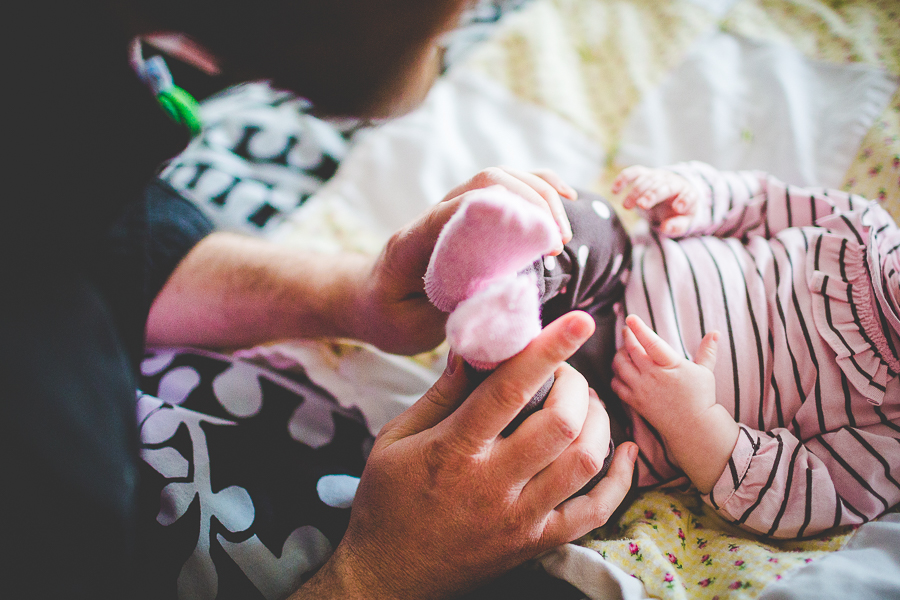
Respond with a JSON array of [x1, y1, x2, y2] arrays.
[[538, 191, 631, 325], [540, 191, 631, 422], [538, 191, 631, 487], [427, 188, 630, 374]]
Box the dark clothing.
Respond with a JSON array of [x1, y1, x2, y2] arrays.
[[94, 180, 216, 368], [4, 3, 210, 597]]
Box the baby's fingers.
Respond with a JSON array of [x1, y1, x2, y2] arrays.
[[620, 322, 650, 367], [657, 215, 692, 237], [610, 350, 640, 405], [611, 165, 649, 195], [624, 315, 680, 368], [693, 331, 720, 372], [612, 347, 640, 383], [620, 172, 662, 210], [671, 187, 699, 215]]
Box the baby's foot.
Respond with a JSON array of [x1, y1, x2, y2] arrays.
[[424, 186, 561, 312], [445, 273, 542, 371]]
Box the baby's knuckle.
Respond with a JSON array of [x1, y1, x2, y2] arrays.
[[609, 377, 623, 394]]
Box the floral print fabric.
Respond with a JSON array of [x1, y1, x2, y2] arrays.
[[580, 489, 861, 600]]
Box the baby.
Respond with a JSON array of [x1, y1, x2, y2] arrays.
[[424, 162, 900, 539]]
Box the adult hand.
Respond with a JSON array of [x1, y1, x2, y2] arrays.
[[148, 167, 578, 355], [352, 167, 577, 355], [297, 311, 638, 599], [442, 166, 576, 250]]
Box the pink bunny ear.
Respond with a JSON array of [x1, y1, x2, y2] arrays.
[[445, 273, 542, 371], [424, 186, 561, 312]]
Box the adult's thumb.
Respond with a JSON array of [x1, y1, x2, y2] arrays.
[[385, 352, 470, 440]]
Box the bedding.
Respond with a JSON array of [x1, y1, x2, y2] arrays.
[[156, 0, 900, 598]]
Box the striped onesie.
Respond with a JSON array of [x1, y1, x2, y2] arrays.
[[618, 161, 900, 538]]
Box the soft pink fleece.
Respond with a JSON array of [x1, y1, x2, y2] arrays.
[[424, 186, 560, 312], [445, 274, 542, 370], [424, 187, 559, 368]]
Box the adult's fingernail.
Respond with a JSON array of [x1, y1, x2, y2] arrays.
[[627, 444, 639, 462], [446, 351, 459, 375], [566, 315, 593, 341]]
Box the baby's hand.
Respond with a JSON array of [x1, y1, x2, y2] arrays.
[[611, 166, 700, 236], [611, 315, 718, 445]]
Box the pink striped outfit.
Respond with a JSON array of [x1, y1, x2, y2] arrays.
[[619, 161, 900, 538]]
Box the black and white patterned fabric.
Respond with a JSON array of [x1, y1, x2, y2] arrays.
[[136, 349, 372, 600], [160, 84, 357, 236]]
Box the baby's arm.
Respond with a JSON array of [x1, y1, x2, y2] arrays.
[[613, 161, 880, 240], [614, 320, 900, 539], [611, 315, 738, 493], [702, 418, 900, 539]]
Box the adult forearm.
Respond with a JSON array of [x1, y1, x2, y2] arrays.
[[146, 232, 374, 349]]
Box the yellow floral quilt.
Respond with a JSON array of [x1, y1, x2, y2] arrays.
[[579, 488, 858, 599]]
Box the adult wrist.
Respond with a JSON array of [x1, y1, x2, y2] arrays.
[[296, 540, 419, 600], [289, 546, 372, 600], [338, 254, 380, 344]]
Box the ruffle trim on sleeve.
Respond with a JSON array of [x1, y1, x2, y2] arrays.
[[704, 425, 758, 513], [807, 227, 900, 405]]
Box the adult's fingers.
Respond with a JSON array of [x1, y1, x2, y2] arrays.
[[441, 167, 571, 250], [381, 352, 470, 443], [495, 363, 590, 484], [531, 168, 579, 200], [442, 311, 594, 449], [624, 314, 680, 368], [541, 442, 638, 547], [519, 389, 612, 512], [499, 166, 573, 244]]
